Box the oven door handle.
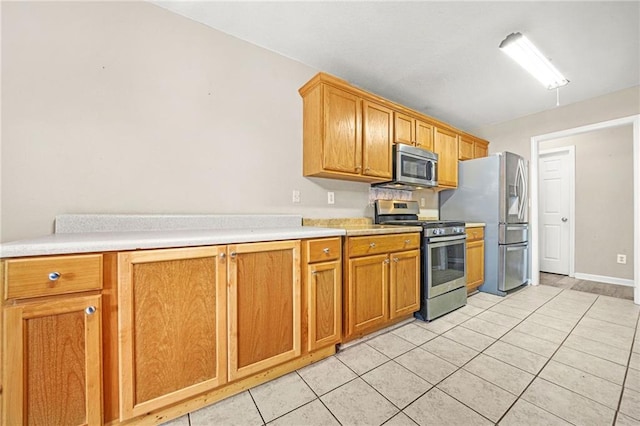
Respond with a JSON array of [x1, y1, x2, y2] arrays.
[[427, 235, 467, 246]]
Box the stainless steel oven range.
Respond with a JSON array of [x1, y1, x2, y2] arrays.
[[375, 200, 467, 321]]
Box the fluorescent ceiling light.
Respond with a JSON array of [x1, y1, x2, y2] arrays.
[[499, 32, 569, 90]]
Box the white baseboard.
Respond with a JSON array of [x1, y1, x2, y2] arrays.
[[574, 273, 635, 287]]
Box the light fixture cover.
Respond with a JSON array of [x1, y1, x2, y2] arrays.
[[499, 32, 569, 90]]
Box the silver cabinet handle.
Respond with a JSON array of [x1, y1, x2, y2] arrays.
[[405, 239, 411, 244], [311, 270, 318, 275], [561, 217, 568, 222], [393, 258, 399, 262], [48, 272, 61, 281], [230, 252, 237, 258], [369, 242, 376, 248], [384, 259, 390, 264], [323, 248, 330, 254], [85, 306, 96, 315], [219, 253, 226, 260]]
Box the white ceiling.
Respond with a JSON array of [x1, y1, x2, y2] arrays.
[[155, 1, 640, 131]]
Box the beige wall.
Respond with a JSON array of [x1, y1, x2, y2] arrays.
[[474, 86, 640, 160], [1, 1, 381, 242], [540, 126, 634, 280]]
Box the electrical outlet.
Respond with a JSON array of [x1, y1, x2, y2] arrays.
[[617, 254, 627, 264], [420, 197, 426, 207], [327, 192, 335, 205], [292, 190, 300, 203]]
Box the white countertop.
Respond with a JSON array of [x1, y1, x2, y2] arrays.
[[0, 226, 346, 258]]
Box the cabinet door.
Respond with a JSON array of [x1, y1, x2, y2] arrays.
[[415, 120, 434, 151], [228, 241, 301, 381], [118, 247, 227, 419], [362, 100, 393, 179], [474, 140, 489, 158], [458, 135, 474, 160], [389, 249, 421, 319], [466, 240, 485, 292], [308, 260, 341, 351], [3, 295, 103, 425], [346, 254, 389, 338], [434, 127, 459, 188], [323, 85, 362, 174], [393, 112, 415, 145]]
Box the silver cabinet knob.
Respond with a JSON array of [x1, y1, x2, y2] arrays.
[[393, 258, 399, 262], [85, 306, 96, 315], [230, 252, 237, 258], [369, 242, 376, 248], [323, 248, 330, 254], [48, 272, 61, 281], [219, 253, 226, 260], [561, 217, 568, 222], [384, 259, 390, 264], [405, 239, 411, 244]]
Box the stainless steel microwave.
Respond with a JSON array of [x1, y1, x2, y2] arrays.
[[373, 144, 438, 190]]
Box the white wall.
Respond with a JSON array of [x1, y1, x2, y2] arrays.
[[540, 126, 634, 280], [1, 1, 381, 242], [475, 86, 640, 160]]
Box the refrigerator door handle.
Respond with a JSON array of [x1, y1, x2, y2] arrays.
[[517, 159, 527, 221]]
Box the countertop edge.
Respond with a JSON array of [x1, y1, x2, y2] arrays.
[[0, 227, 346, 259]]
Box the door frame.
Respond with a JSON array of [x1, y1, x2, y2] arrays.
[[538, 146, 576, 278], [530, 114, 640, 305]]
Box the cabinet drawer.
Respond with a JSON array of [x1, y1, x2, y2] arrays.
[[4, 254, 103, 300], [306, 237, 341, 263], [348, 233, 420, 257], [466, 227, 484, 242]]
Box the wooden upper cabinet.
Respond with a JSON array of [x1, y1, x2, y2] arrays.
[[228, 240, 301, 381], [301, 79, 391, 183], [362, 100, 393, 179], [322, 85, 362, 174], [434, 127, 459, 188], [117, 247, 227, 419], [3, 294, 103, 426], [415, 120, 434, 151], [459, 135, 475, 161], [474, 139, 489, 158], [460, 135, 489, 161], [394, 113, 434, 152], [393, 112, 415, 145], [300, 73, 489, 185]]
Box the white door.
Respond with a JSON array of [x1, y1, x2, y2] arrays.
[[538, 148, 574, 275]]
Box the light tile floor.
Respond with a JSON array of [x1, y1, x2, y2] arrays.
[[164, 281, 639, 426]]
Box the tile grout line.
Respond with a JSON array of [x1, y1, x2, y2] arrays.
[[612, 311, 640, 425]]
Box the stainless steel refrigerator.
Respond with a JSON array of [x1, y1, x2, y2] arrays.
[[440, 152, 529, 296]]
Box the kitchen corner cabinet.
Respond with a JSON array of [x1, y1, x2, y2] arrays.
[[459, 135, 489, 161], [118, 246, 227, 419], [305, 238, 342, 351], [2, 255, 104, 425], [300, 80, 392, 182], [465, 227, 485, 293], [394, 112, 434, 151], [228, 240, 301, 381], [434, 126, 459, 188], [343, 233, 420, 342]]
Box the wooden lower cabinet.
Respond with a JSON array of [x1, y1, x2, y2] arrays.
[[2, 294, 103, 425], [117, 246, 227, 420], [344, 233, 420, 341], [347, 254, 389, 337], [466, 227, 485, 293], [306, 238, 342, 351], [227, 240, 301, 381], [389, 249, 421, 318]]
